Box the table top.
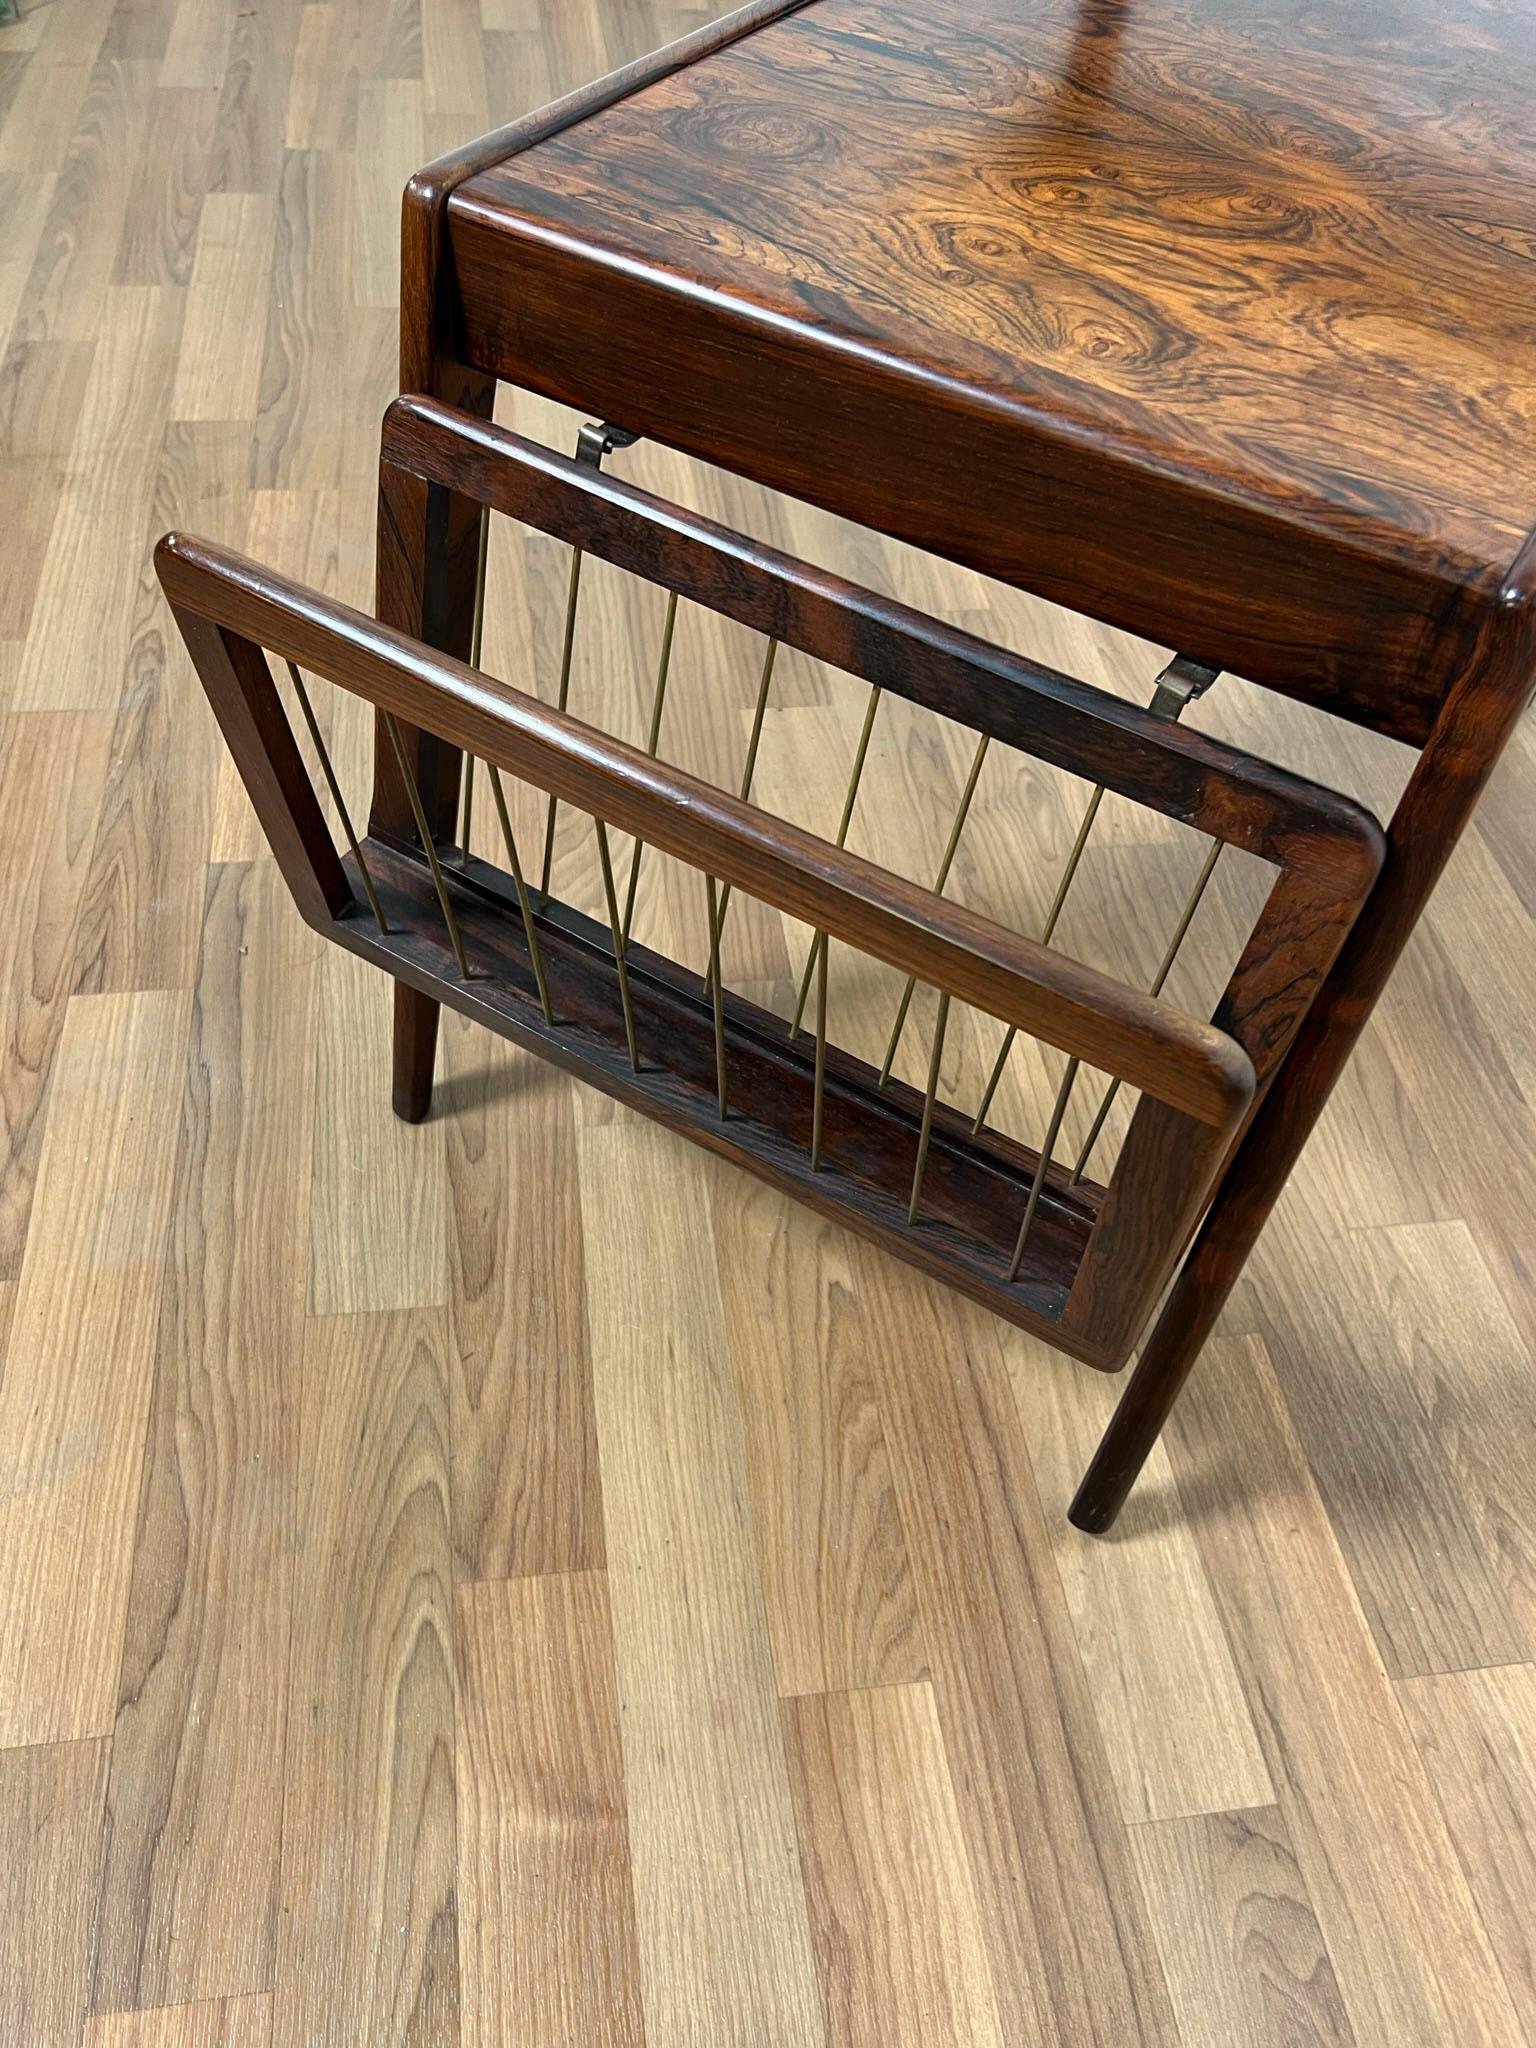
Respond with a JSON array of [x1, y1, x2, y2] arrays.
[[446, 0, 1536, 739]]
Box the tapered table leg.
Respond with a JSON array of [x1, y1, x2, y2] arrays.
[[372, 379, 492, 1121], [1071, 606, 1535, 1531], [392, 980, 440, 1122]]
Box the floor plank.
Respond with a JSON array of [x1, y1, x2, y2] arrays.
[[441, 1012, 603, 1583], [784, 1681, 1005, 2047], [308, 942, 447, 1316], [169, 190, 275, 420], [73, 416, 235, 994], [273, 1309, 459, 2048], [91, 864, 317, 2013], [711, 1175, 928, 1698], [0, 710, 116, 1279], [456, 1569, 645, 2048], [1399, 1663, 1536, 2046], [0, 988, 190, 1747], [1171, 1333, 1526, 2048], [0, 1738, 109, 2048], [1129, 1805, 1356, 2047], [1002, 1328, 1273, 1825], [854, 1250, 1179, 2048], [579, 1126, 826, 2048], [11, 282, 182, 712], [1242, 1207, 1536, 1677]]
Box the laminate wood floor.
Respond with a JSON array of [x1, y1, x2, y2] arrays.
[[2, 2, 1534, 2043]]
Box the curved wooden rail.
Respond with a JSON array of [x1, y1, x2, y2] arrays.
[[157, 530, 1254, 1128]]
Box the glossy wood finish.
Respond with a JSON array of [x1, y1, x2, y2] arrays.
[[7, 6, 1536, 2034], [159, 530, 1258, 1125], [390, 0, 1536, 1534], [1072, 558, 1536, 1525], [163, 509, 1385, 1368], [445, 0, 1536, 742]]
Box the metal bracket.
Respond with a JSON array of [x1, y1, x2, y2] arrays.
[[1149, 653, 1221, 722], [576, 421, 641, 468]]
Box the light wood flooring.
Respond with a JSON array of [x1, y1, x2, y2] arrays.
[[3, 1, 1536, 2042]]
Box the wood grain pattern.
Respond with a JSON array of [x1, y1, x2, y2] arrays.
[[853, 1250, 1178, 2048], [1243, 1208, 1536, 1679], [75, 416, 232, 994], [784, 1681, 1004, 2047], [251, 150, 351, 492], [112, 85, 215, 289], [450, 0, 1536, 736], [1171, 1333, 1525, 2048], [1400, 1664, 1536, 2045], [0, 989, 190, 1747], [91, 864, 317, 2013], [12, 283, 182, 712], [0, 1738, 109, 2047], [275, 1309, 459, 2048], [0, 711, 115, 1277], [10, 55, 154, 346], [309, 939, 447, 1315], [86, 1996, 273, 2048], [2, 6, 1535, 2043], [440, 1009, 603, 1582], [711, 1176, 926, 1697], [579, 1126, 825, 2046], [1000, 1329, 1273, 1826], [455, 1570, 645, 2047], [1129, 1805, 1355, 2048]]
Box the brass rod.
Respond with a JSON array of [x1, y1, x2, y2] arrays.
[[706, 634, 779, 983], [620, 588, 680, 948], [538, 543, 585, 897], [1007, 1056, 1079, 1282], [789, 684, 881, 1036], [704, 872, 728, 1120], [487, 764, 554, 1026], [595, 819, 639, 1071], [1070, 836, 1224, 1184], [285, 661, 387, 934], [457, 506, 491, 865], [384, 711, 471, 978], [810, 930, 830, 1169], [971, 780, 1107, 1133], [907, 989, 952, 1225], [879, 734, 991, 1085]]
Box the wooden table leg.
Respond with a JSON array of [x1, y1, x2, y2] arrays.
[[372, 438, 491, 1120], [1071, 588, 1536, 1531]]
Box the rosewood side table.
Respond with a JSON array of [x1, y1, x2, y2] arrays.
[[160, 0, 1536, 1531]]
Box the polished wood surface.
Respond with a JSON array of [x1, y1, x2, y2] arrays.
[[162, 524, 1259, 1362], [159, 528, 1260, 1129], [4, 2, 1536, 2045], [449, 0, 1536, 739]]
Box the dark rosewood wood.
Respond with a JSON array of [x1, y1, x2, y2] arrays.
[[328, 845, 1112, 1359], [397, 0, 811, 400], [443, 0, 1536, 744], [1071, 569, 1536, 1529], [167, 603, 352, 929], [383, 400, 1382, 896], [156, 499, 1391, 1374], [388, 3, 811, 1113], [158, 530, 1254, 1125], [372, 433, 485, 1118], [171, 0, 1536, 1521], [378, 405, 1383, 1132]]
